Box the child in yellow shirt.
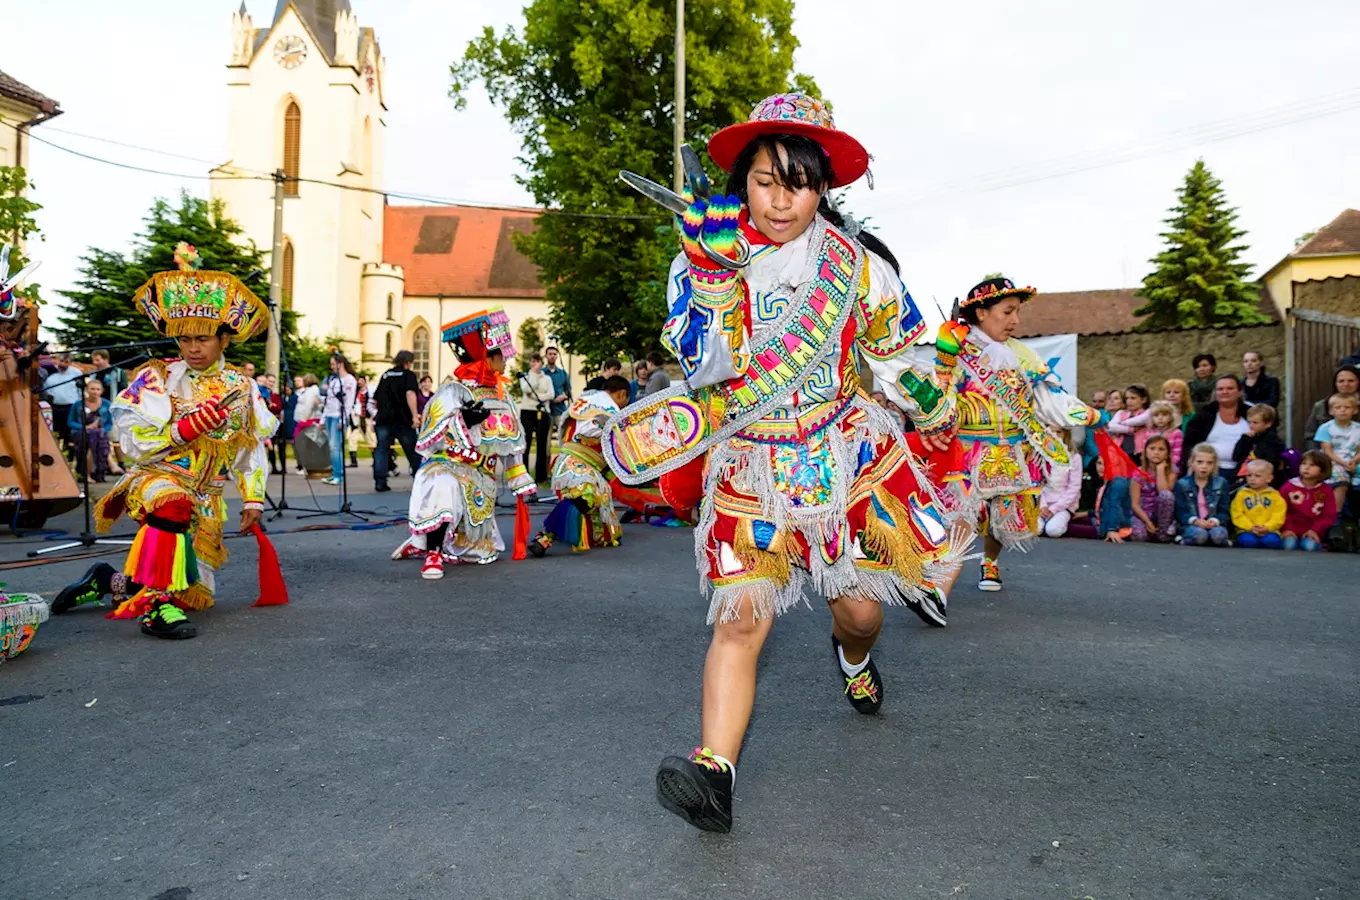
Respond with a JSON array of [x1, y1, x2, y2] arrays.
[[1231, 458, 1286, 549]]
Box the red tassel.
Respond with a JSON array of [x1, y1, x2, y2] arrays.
[[512, 495, 531, 560], [250, 523, 289, 606], [1094, 430, 1139, 481]]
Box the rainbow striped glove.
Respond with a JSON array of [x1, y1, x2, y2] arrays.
[[934, 320, 969, 371], [679, 193, 743, 272]]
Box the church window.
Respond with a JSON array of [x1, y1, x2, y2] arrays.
[[283, 100, 301, 195], [362, 116, 373, 177], [385, 332, 393, 359], [281, 238, 295, 310], [413, 326, 430, 377], [386, 292, 394, 320]]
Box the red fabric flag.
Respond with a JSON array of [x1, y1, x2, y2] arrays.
[[250, 523, 289, 607], [660, 457, 706, 512], [512, 494, 531, 560], [1094, 430, 1139, 481]]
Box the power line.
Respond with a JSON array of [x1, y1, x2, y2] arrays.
[[9, 121, 666, 221]]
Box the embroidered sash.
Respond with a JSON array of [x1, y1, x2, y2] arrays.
[[958, 344, 1068, 467], [604, 224, 864, 484]]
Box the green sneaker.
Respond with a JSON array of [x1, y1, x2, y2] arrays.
[[140, 602, 197, 640], [52, 563, 116, 614]]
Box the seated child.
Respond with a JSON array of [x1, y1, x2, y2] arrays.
[[1315, 393, 1360, 517], [1280, 449, 1338, 552], [1143, 401, 1184, 469], [1067, 455, 1131, 542], [1232, 403, 1287, 488], [1038, 426, 1081, 537], [1174, 443, 1232, 546], [1130, 434, 1177, 542], [1231, 459, 1286, 549]]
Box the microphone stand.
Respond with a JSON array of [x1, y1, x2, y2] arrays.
[[27, 354, 148, 558]]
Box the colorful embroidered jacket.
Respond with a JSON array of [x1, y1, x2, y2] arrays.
[[461, 376, 535, 495], [111, 358, 277, 509], [662, 215, 925, 440]]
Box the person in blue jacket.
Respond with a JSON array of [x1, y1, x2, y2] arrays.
[[1174, 442, 1233, 546]]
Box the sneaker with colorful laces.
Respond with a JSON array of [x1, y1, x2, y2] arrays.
[[526, 532, 552, 558], [140, 601, 197, 640], [833, 635, 883, 714], [656, 746, 734, 833], [420, 551, 444, 580], [391, 539, 424, 561], [52, 562, 116, 614], [978, 558, 1002, 592]]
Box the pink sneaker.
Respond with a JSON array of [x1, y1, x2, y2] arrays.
[[420, 551, 444, 580]]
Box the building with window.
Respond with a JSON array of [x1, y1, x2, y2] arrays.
[[0, 69, 61, 251], [208, 2, 581, 382]]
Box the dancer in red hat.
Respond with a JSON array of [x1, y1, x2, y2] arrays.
[[605, 92, 963, 833]]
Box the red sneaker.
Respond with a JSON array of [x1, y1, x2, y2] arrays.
[[420, 551, 444, 580], [391, 540, 423, 561]]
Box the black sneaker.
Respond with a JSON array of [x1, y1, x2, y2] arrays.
[[374, 483, 392, 493], [526, 532, 551, 558], [140, 602, 197, 640], [908, 583, 948, 628], [832, 635, 883, 714], [656, 748, 734, 833], [977, 559, 1002, 592], [52, 562, 116, 614]]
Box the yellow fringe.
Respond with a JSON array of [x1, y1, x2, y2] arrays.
[[169, 533, 189, 592], [730, 519, 795, 587], [122, 526, 147, 577], [194, 516, 228, 570], [857, 490, 927, 587], [174, 582, 215, 612]]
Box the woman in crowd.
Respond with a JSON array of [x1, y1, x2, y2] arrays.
[[1160, 378, 1194, 429], [1241, 350, 1280, 409], [417, 374, 435, 416], [68, 378, 115, 482], [1304, 365, 1359, 448], [1188, 354, 1217, 407], [1183, 375, 1250, 477]]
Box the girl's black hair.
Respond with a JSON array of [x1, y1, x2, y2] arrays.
[[1125, 383, 1150, 402], [960, 295, 1010, 326], [724, 133, 900, 275]]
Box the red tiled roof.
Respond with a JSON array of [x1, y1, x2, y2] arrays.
[[1014, 286, 1278, 338], [1294, 208, 1360, 257], [383, 205, 545, 298], [0, 69, 60, 116]]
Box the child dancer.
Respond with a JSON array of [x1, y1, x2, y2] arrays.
[[1231, 458, 1286, 549], [1174, 443, 1232, 546], [1280, 450, 1338, 551], [1130, 434, 1176, 542], [528, 376, 632, 557], [389, 381, 499, 579], [1144, 401, 1184, 469]]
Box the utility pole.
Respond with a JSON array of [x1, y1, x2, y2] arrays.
[[673, 0, 685, 192], [266, 168, 285, 380]]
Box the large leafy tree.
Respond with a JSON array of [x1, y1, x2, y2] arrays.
[[450, 0, 818, 364], [1134, 160, 1266, 330], [0, 165, 44, 303], [53, 192, 331, 375]]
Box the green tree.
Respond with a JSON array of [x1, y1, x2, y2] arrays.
[[0, 165, 44, 303], [450, 0, 818, 364], [53, 192, 327, 374], [1134, 160, 1266, 330]]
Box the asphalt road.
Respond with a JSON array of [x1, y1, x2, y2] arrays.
[[2, 475, 1356, 900]]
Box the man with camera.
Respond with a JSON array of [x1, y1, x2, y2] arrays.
[[518, 351, 554, 484]]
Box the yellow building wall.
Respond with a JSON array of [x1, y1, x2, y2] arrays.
[[401, 295, 593, 388], [1266, 255, 1360, 313], [0, 99, 34, 170]]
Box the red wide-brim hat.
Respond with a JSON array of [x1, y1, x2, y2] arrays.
[[708, 92, 870, 190]]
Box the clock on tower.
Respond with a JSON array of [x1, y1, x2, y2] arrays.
[[273, 35, 307, 69]]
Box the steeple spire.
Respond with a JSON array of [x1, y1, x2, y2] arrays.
[[271, 0, 352, 62]]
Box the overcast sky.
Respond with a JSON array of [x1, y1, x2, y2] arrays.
[[5, 0, 1358, 337]]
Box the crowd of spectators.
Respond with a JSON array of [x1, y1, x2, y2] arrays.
[[1042, 350, 1360, 552]]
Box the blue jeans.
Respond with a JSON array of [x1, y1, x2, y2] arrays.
[[374, 422, 420, 486], [1181, 524, 1230, 546], [1281, 535, 1322, 551], [324, 415, 345, 479], [1235, 531, 1283, 549]]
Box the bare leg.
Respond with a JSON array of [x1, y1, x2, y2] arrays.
[[984, 533, 1003, 560], [700, 593, 775, 763], [828, 593, 883, 665]]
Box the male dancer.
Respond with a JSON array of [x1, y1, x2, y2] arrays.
[[54, 245, 280, 638]]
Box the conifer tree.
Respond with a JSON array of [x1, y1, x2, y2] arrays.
[[1134, 160, 1266, 330]]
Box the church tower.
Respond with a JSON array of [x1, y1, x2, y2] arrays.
[[211, 1, 395, 362]]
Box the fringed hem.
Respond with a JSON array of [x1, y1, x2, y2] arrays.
[[0, 594, 50, 627], [704, 574, 810, 625]]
